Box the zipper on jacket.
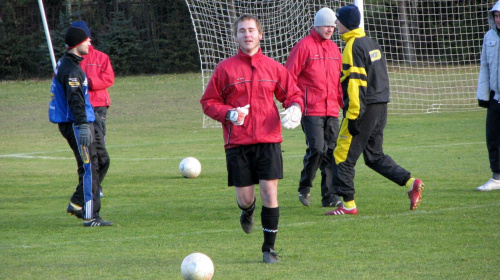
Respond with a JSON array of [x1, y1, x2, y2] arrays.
[[304, 86, 308, 115]]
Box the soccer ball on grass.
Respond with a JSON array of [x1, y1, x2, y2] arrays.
[[179, 157, 201, 178], [180, 252, 214, 280]]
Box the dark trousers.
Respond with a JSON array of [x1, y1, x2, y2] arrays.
[[59, 122, 101, 219], [299, 116, 339, 203], [329, 103, 411, 202], [94, 107, 110, 186], [486, 99, 500, 174]]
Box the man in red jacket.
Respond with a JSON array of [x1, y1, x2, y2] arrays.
[[285, 7, 344, 208], [200, 14, 304, 264], [71, 21, 114, 198]]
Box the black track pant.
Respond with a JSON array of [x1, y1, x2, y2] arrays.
[[94, 107, 110, 186], [329, 103, 411, 202], [486, 99, 500, 174], [59, 122, 101, 219], [299, 116, 339, 204]]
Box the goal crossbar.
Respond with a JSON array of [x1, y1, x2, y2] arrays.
[[185, 0, 485, 128]]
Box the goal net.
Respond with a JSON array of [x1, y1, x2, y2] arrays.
[[185, 0, 488, 128]]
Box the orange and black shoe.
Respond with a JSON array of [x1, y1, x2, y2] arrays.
[[66, 202, 83, 219]]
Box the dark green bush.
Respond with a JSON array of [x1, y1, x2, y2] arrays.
[[0, 0, 199, 80]]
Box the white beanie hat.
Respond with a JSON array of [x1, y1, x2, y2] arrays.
[[314, 7, 337, 27]]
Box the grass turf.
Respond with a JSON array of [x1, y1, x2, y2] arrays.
[[0, 73, 499, 279]]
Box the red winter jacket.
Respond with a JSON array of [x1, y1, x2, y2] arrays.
[[81, 46, 115, 108], [285, 29, 343, 117], [201, 48, 304, 149]]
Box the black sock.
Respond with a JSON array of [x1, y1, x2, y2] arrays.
[[261, 206, 279, 253], [238, 198, 256, 215]]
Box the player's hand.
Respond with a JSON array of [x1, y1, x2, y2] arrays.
[[347, 119, 360, 136], [78, 123, 93, 147], [478, 100, 490, 108], [227, 104, 250, 125], [479, 90, 495, 108], [280, 103, 302, 129]]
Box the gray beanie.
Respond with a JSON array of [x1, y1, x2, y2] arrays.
[[314, 7, 337, 27]]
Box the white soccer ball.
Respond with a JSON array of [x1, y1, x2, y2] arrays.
[[179, 157, 202, 178], [180, 252, 214, 280]]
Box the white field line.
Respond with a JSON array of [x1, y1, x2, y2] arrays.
[[1, 201, 498, 250], [0, 141, 485, 161]]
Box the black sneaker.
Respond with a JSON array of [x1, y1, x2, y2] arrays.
[[322, 195, 344, 208], [263, 249, 280, 264], [240, 210, 254, 234], [83, 217, 113, 227], [298, 191, 311, 206], [66, 202, 83, 219]]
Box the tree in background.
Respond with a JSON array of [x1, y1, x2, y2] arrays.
[[1, 0, 199, 80], [99, 11, 141, 75]]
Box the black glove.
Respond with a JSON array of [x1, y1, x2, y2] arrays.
[[94, 112, 106, 136], [348, 119, 360, 136], [78, 123, 92, 147], [478, 100, 490, 108], [479, 90, 496, 108]]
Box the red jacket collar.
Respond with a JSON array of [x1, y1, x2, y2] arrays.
[[310, 28, 331, 45], [237, 48, 264, 66]]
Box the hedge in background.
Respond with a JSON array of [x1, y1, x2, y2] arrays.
[[0, 0, 200, 80]]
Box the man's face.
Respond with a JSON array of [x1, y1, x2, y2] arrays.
[[314, 26, 335, 40], [236, 19, 262, 56], [494, 11, 500, 29], [75, 38, 91, 56], [335, 19, 349, 34]]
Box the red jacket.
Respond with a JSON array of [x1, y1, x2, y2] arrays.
[[201, 48, 304, 149], [81, 46, 115, 108], [285, 29, 343, 117]]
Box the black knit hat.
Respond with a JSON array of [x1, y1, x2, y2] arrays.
[[336, 4, 361, 30], [71, 21, 91, 38], [65, 26, 89, 49]]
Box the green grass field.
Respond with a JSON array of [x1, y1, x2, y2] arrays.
[[1, 73, 499, 279]]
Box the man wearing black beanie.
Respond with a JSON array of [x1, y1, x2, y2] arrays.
[[325, 4, 425, 216], [49, 26, 113, 227], [336, 4, 361, 31], [71, 21, 115, 199]]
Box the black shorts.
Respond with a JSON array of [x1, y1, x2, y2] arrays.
[[225, 143, 283, 187]]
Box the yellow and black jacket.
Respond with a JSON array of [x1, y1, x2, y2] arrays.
[[340, 28, 390, 121]]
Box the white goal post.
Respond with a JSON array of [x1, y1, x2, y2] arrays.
[[185, 0, 487, 128]]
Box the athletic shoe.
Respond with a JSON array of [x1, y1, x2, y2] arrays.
[[298, 191, 311, 206], [322, 195, 344, 208], [83, 217, 113, 227], [325, 206, 358, 216], [408, 178, 424, 210], [263, 249, 280, 264], [476, 178, 500, 191], [240, 210, 254, 234], [66, 202, 83, 219]]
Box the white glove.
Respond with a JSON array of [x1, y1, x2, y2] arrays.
[[280, 103, 302, 129], [227, 104, 250, 125]]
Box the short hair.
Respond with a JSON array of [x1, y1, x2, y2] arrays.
[[232, 14, 263, 37]]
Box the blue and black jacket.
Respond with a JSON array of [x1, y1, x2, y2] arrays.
[[49, 52, 94, 125]]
